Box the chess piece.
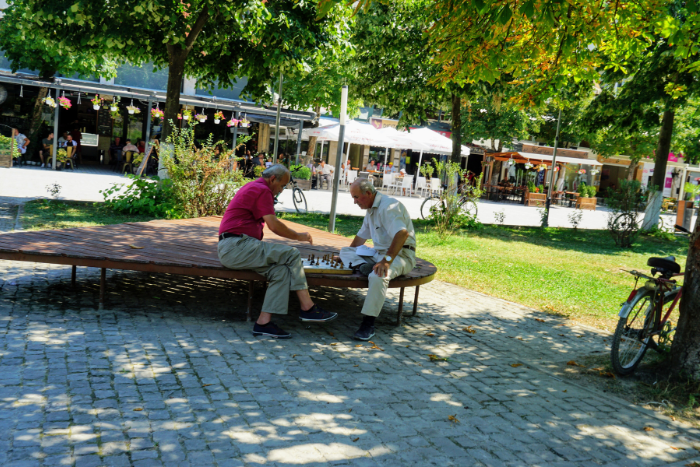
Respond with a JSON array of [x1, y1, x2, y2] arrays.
[[316, 259, 319, 265], [349, 262, 352, 268]]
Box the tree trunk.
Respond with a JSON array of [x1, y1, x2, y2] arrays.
[[627, 160, 638, 181], [643, 109, 674, 229], [451, 93, 462, 164], [162, 48, 186, 144], [670, 216, 700, 379], [307, 105, 321, 159], [25, 87, 49, 158]]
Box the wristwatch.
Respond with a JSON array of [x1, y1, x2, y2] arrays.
[[384, 255, 392, 262]]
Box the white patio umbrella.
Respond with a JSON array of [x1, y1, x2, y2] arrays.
[[400, 128, 471, 156], [376, 127, 432, 171]]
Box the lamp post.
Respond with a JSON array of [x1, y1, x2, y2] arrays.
[[328, 85, 348, 233], [272, 72, 283, 164], [543, 108, 562, 228]]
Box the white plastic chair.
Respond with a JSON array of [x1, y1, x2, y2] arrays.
[[415, 176, 427, 197], [382, 173, 395, 192], [397, 175, 414, 197], [429, 178, 443, 197], [346, 170, 357, 187]]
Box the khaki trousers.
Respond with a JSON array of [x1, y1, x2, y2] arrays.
[[218, 235, 308, 315], [340, 246, 416, 317]]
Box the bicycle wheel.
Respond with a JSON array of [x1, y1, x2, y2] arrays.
[[460, 199, 478, 219], [611, 289, 655, 376], [292, 187, 307, 214], [421, 196, 443, 219]]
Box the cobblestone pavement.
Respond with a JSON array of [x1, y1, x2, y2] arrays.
[[1, 259, 700, 467]]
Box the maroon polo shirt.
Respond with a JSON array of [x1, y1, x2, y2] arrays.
[[219, 178, 275, 240]]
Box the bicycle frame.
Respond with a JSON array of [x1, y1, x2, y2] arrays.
[[618, 271, 683, 322], [649, 274, 683, 337]]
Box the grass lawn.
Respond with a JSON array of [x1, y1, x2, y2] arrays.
[[19, 202, 689, 332], [21, 200, 157, 231], [278, 212, 688, 332]]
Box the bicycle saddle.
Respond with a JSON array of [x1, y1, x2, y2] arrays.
[[647, 256, 681, 274]]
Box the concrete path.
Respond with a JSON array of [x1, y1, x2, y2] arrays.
[[0, 257, 698, 466]]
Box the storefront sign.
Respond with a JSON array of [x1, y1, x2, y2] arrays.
[[81, 133, 99, 147], [370, 118, 399, 129], [523, 144, 588, 159]]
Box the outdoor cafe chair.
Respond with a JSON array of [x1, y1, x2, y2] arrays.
[[64, 146, 76, 171], [382, 173, 395, 192], [122, 151, 135, 175], [346, 170, 358, 187], [428, 178, 443, 197], [415, 176, 428, 197], [395, 175, 414, 197]]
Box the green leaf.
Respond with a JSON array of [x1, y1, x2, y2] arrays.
[[519, 0, 535, 19], [498, 5, 512, 25], [70, 4, 79, 13]]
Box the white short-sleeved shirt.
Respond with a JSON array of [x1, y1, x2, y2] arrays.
[[357, 192, 416, 253], [318, 164, 334, 175]]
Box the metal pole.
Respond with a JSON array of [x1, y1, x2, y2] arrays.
[[329, 85, 348, 233], [320, 140, 324, 162], [232, 111, 239, 151], [543, 108, 562, 228], [273, 71, 283, 164], [144, 97, 153, 153], [52, 87, 59, 170], [296, 120, 303, 166]]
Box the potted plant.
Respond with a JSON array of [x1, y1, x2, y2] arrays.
[[239, 117, 250, 128], [151, 107, 164, 121], [195, 113, 207, 123], [58, 96, 72, 110], [227, 117, 240, 128], [126, 105, 140, 115], [0, 134, 17, 168], [576, 183, 598, 210], [685, 181, 700, 208], [55, 148, 69, 170], [525, 180, 546, 206], [110, 96, 120, 112], [43, 96, 57, 108], [91, 94, 102, 110], [182, 109, 192, 121], [420, 164, 435, 180], [214, 111, 224, 124], [290, 164, 312, 190]]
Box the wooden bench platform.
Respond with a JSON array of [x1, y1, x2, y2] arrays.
[[0, 217, 437, 324]]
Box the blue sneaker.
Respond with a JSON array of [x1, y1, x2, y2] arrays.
[[299, 305, 338, 323], [252, 322, 291, 339]]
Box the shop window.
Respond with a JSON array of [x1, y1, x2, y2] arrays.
[[196, 77, 251, 102], [114, 63, 168, 91]]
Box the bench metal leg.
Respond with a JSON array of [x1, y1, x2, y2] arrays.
[[396, 287, 405, 325], [247, 281, 254, 322], [412, 286, 420, 316], [99, 268, 106, 304], [71, 265, 76, 287]]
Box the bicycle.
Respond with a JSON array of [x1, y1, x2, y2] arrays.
[[610, 254, 684, 376], [420, 184, 479, 220], [274, 177, 307, 214]]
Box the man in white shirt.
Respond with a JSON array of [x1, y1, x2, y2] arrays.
[[339, 178, 417, 340], [122, 139, 139, 153], [12, 128, 29, 159], [316, 160, 334, 189]]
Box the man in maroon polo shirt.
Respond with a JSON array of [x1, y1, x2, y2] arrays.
[[218, 164, 336, 338]]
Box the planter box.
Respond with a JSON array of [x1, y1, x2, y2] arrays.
[[295, 179, 311, 191], [525, 191, 546, 206], [576, 197, 597, 210], [0, 151, 11, 168]]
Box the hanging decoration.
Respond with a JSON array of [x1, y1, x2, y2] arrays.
[[577, 169, 587, 175], [195, 108, 207, 123], [151, 107, 164, 120], [214, 110, 224, 124], [524, 161, 533, 170], [111, 96, 120, 112], [227, 117, 240, 127], [42, 96, 57, 108], [91, 94, 102, 110], [58, 92, 72, 109], [126, 99, 140, 115], [181, 109, 192, 120], [20, 85, 23, 97], [239, 113, 250, 128]]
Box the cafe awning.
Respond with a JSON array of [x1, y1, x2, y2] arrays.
[[492, 151, 603, 166]]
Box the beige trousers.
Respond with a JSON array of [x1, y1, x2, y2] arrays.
[[218, 235, 308, 315], [340, 246, 416, 317]]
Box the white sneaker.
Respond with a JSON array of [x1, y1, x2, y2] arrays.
[[41, 164, 46, 168]]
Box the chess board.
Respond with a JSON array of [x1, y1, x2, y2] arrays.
[[301, 257, 354, 275]]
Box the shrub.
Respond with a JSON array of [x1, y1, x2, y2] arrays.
[[160, 121, 247, 218], [538, 184, 545, 194], [0, 135, 17, 158], [587, 185, 597, 198], [427, 161, 481, 239], [290, 164, 311, 180], [607, 180, 644, 248], [527, 181, 536, 193], [101, 176, 178, 218], [420, 164, 435, 178], [578, 182, 588, 197]]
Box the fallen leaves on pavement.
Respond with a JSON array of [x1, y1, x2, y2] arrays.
[[367, 341, 383, 351], [463, 326, 476, 334], [448, 415, 459, 423], [428, 354, 449, 362], [510, 363, 523, 368], [133, 408, 143, 411], [425, 333, 435, 337], [643, 426, 654, 431], [535, 318, 545, 323]]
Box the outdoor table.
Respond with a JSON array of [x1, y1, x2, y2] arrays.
[[0, 217, 437, 325], [565, 191, 580, 207]]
